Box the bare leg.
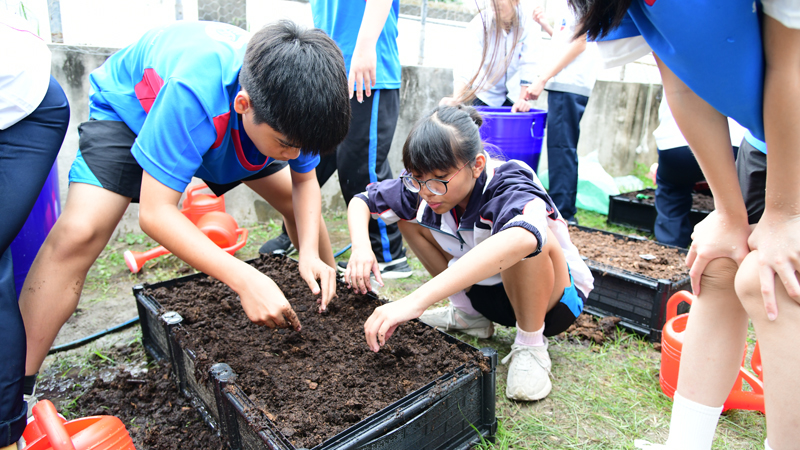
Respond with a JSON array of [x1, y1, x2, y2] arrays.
[[737, 252, 800, 449], [245, 168, 335, 267], [397, 220, 449, 276], [501, 228, 570, 331], [20, 183, 130, 374], [677, 258, 748, 406]]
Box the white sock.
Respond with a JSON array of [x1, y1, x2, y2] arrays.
[[665, 392, 723, 450], [514, 323, 545, 347], [765, 438, 773, 450], [449, 289, 480, 316]]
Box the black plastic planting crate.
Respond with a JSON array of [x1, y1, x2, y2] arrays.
[[133, 262, 497, 450], [575, 226, 691, 342], [607, 188, 713, 233]]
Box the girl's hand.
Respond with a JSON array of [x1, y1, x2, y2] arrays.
[[532, 5, 546, 25], [344, 246, 384, 294], [239, 272, 302, 330], [511, 99, 531, 113], [364, 298, 425, 352], [298, 256, 337, 312], [747, 212, 800, 320], [524, 78, 546, 101], [685, 210, 751, 295]]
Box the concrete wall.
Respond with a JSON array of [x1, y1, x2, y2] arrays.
[[47, 44, 662, 238]]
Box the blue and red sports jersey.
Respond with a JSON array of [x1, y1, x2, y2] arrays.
[[88, 21, 319, 194], [309, 0, 401, 90], [600, 0, 765, 141]]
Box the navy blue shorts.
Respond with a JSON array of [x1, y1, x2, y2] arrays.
[[467, 272, 585, 336]]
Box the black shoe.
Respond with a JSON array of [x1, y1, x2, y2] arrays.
[[259, 231, 296, 255], [566, 217, 579, 227], [337, 257, 413, 279]]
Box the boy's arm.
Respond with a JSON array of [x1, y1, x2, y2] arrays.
[[138, 171, 301, 330], [364, 226, 539, 351], [349, 0, 394, 102], [344, 197, 384, 294], [524, 33, 587, 100], [290, 168, 337, 309], [655, 56, 751, 293]]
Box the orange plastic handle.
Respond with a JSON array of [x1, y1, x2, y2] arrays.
[[183, 183, 210, 207], [221, 228, 248, 255], [666, 291, 695, 322], [751, 341, 762, 379], [32, 400, 76, 450]]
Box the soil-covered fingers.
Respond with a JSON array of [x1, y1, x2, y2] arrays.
[[317, 263, 337, 312], [282, 305, 302, 332], [363, 300, 423, 352], [346, 250, 377, 294]]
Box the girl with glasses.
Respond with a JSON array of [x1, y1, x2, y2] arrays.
[[344, 105, 593, 402]]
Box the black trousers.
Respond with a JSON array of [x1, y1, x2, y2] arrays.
[[316, 89, 405, 263], [546, 90, 588, 221]]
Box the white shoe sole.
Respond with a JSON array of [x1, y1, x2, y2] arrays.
[[506, 378, 552, 401]]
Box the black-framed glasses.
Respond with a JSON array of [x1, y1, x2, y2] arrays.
[[400, 159, 473, 196]]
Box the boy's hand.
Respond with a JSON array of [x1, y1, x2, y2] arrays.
[[239, 273, 302, 330], [747, 212, 800, 320], [685, 210, 751, 295], [364, 298, 425, 352], [299, 257, 337, 312], [349, 47, 377, 103], [344, 246, 384, 294]]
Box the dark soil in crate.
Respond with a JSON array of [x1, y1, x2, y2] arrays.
[[144, 256, 488, 449], [73, 361, 227, 449], [569, 226, 689, 281], [619, 188, 715, 212]]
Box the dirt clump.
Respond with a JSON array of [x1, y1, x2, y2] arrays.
[[555, 313, 622, 344], [569, 226, 689, 281], [144, 255, 488, 449]]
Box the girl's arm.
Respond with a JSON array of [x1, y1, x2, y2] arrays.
[[345, 197, 385, 293], [524, 34, 587, 101], [364, 226, 539, 351], [291, 168, 337, 310], [655, 56, 751, 294]]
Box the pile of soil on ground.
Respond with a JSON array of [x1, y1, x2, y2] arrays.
[[620, 188, 715, 212], [145, 255, 488, 449], [554, 313, 622, 344], [569, 226, 689, 281], [71, 361, 226, 450]]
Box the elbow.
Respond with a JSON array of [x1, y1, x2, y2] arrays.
[[138, 205, 159, 237]]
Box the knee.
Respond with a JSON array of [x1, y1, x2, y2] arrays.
[[698, 257, 739, 294], [46, 216, 103, 258], [734, 252, 768, 319]]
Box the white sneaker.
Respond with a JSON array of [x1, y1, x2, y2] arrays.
[[419, 305, 494, 338], [501, 342, 552, 401], [634, 440, 668, 449]]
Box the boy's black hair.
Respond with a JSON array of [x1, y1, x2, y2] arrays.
[[570, 0, 633, 41], [240, 20, 350, 156], [403, 105, 484, 174]]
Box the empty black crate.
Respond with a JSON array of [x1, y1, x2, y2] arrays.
[[575, 226, 691, 342], [133, 260, 497, 450]]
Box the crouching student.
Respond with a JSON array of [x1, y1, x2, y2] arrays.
[[345, 105, 593, 401], [19, 20, 351, 392]]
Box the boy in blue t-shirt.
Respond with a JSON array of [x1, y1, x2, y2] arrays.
[[260, 0, 413, 279], [18, 21, 351, 386]]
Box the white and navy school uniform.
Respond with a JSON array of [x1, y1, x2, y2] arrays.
[[355, 157, 594, 335]]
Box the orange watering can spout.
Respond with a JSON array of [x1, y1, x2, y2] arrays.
[[22, 399, 134, 450]]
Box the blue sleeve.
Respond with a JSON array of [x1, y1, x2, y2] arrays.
[[288, 151, 320, 174], [131, 79, 216, 193], [354, 178, 420, 223]]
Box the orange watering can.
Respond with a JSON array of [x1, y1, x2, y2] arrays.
[[180, 183, 226, 225], [660, 291, 764, 413], [22, 400, 134, 450], [124, 211, 248, 273]]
